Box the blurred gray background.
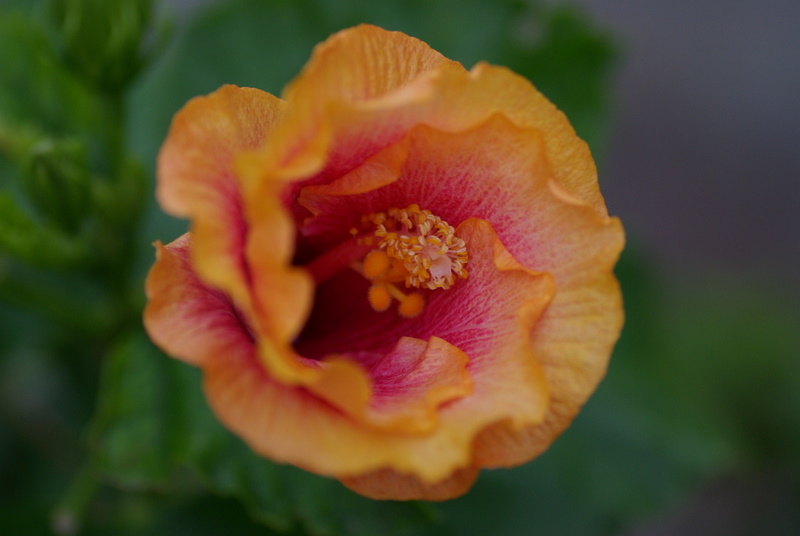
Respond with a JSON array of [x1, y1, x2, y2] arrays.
[[580, 0, 799, 289], [581, 2, 800, 532]]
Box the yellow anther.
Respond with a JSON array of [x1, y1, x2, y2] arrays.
[[367, 285, 392, 312], [398, 292, 425, 318], [363, 250, 390, 279]]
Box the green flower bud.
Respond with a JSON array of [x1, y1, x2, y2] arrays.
[[50, 0, 155, 92], [0, 192, 88, 268], [23, 138, 90, 234]]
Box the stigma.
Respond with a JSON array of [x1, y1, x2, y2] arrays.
[[352, 204, 469, 317]]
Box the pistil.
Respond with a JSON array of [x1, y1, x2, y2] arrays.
[[304, 238, 372, 285]]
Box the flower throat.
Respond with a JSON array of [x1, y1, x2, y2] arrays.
[[306, 204, 469, 318]]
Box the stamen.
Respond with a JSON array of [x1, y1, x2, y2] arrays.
[[398, 292, 425, 318], [384, 282, 410, 302], [363, 250, 390, 279], [363, 205, 469, 291], [367, 285, 392, 312], [306, 206, 466, 319], [354, 204, 469, 317]]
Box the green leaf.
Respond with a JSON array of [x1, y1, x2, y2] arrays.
[[0, 192, 88, 268], [88, 332, 172, 487]]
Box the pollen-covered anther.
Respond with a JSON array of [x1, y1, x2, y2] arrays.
[[363, 250, 390, 279], [363, 205, 469, 291], [367, 285, 392, 312], [364, 280, 425, 317], [398, 291, 425, 318]]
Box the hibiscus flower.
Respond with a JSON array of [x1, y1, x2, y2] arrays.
[[144, 24, 624, 500]]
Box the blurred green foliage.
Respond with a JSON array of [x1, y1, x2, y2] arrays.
[[50, 0, 164, 94], [1, 1, 798, 535]]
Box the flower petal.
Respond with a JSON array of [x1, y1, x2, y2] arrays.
[[157, 85, 285, 309], [433, 218, 553, 430], [202, 218, 552, 497], [245, 25, 604, 215], [143, 233, 478, 498], [294, 113, 623, 465], [341, 466, 479, 502], [148, 25, 624, 502], [473, 185, 624, 467], [349, 336, 473, 434], [264, 24, 463, 176], [144, 234, 254, 368]]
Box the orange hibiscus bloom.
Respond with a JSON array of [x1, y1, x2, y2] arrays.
[[144, 25, 624, 500]]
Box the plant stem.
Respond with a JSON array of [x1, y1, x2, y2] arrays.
[[51, 459, 102, 536]]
